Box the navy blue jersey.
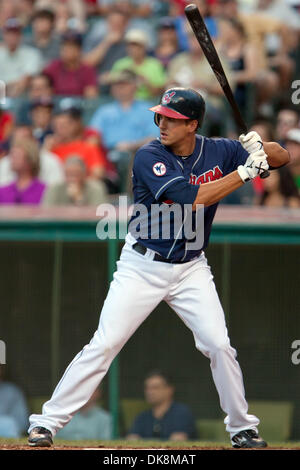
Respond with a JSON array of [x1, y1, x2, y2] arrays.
[[129, 135, 248, 261], [129, 401, 197, 440]]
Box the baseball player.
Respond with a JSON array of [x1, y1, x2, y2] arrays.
[[28, 88, 289, 448]]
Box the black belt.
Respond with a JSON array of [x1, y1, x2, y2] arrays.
[[132, 242, 201, 264]]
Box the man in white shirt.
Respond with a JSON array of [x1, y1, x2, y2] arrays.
[[0, 18, 43, 97]]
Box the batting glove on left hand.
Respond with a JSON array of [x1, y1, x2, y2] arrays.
[[239, 131, 264, 154]]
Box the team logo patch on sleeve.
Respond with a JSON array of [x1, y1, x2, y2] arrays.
[[153, 162, 167, 176]]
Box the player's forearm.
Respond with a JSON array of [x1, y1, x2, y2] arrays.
[[263, 141, 290, 168], [192, 171, 244, 209]]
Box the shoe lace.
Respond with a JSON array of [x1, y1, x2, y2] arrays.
[[246, 429, 259, 438]]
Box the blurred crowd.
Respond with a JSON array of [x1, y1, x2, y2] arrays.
[[0, 0, 299, 207]]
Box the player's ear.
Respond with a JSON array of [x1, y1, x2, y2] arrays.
[[186, 119, 198, 133]]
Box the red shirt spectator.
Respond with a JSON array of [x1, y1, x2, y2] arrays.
[[44, 59, 98, 96], [43, 31, 98, 97], [52, 140, 106, 175], [45, 109, 106, 180]]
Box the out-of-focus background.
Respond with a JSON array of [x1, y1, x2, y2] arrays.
[[0, 0, 299, 446]]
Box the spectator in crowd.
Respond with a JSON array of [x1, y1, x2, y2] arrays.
[[258, 166, 300, 208], [43, 155, 108, 206], [43, 30, 98, 97], [127, 370, 197, 441], [55, 387, 112, 440], [28, 72, 55, 102], [275, 108, 300, 147], [0, 18, 43, 97], [35, 0, 87, 34], [12, 0, 36, 37], [24, 9, 61, 67], [89, 69, 159, 168], [83, 9, 129, 87], [97, 0, 152, 19], [255, 0, 297, 90], [96, 0, 156, 45], [0, 136, 46, 204], [17, 73, 55, 126], [255, 0, 300, 47], [112, 29, 167, 101], [167, 21, 234, 133], [0, 0, 18, 33], [285, 128, 300, 191], [30, 97, 54, 145], [217, 0, 287, 113], [0, 126, 64, 187], [44, 108, 107, 179], [217, 18, 257, 113], [153, 17, 182, 70], [0, 365, 29, 438]]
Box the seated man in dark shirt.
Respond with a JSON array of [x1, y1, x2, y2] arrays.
[[127, 370, 197, 441]]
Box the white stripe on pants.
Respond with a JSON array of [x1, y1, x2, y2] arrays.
[[28, 241, 259, 437]]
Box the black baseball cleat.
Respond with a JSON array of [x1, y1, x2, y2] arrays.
[[28, 426, 53, 447], [231, 429, 268, 448]]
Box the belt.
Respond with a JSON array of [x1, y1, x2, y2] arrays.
[[132, 242, 201, 264]]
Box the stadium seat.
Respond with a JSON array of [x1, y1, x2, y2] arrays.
[[248, 400, 294, 442], [28, 396, 50, 415], [120, 398, 150, 434], [196, 419, 227, 442]]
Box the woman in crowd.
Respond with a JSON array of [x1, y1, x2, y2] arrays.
[[259, 166, 300, 208], [0, 137, 46, 204], [217, 17, 257, 113]]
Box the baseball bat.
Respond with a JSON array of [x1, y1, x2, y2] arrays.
[[184, 3, 269, 179]]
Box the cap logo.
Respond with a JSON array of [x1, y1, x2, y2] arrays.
[[162, 91, 176, 105]]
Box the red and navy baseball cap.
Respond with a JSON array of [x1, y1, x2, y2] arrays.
[[149, 87, 206, 127]]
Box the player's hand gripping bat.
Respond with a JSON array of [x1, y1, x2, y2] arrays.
[[184, 3, 270, 179]]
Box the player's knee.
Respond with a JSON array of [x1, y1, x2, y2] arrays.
[[205, 338, 235, 356], [95, 329, 125, 356]]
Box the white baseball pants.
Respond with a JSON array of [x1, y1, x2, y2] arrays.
[[28, 236, 259, 437]]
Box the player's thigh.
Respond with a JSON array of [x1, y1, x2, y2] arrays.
[[167, 256, 229, 354], [97, 244, 170, 346]]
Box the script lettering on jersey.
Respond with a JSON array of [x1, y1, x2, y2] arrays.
[[189, 165, 223, 185]]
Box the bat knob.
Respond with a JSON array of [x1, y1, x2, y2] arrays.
[[184, 3, 197, 13], [260, 170, 270, 179]]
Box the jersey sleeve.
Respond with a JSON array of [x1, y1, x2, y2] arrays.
[[133, 146, 185, 200], [218, 138, 249, 175]]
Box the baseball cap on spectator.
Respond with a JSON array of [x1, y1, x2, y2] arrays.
[[125, 29, 149, 47], [3, 18, 22, 32], [286, 129, 300, 144], [61, 30, 83, 47], [157, 17, 176, 30], [106, 69, 138, 84]]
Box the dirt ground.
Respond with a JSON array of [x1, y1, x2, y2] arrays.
[[1, 444, 300, 450]]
